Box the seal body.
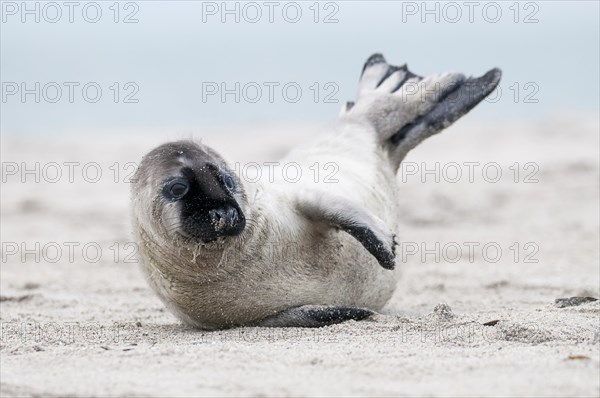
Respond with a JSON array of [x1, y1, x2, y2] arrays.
[[133, 124, 398, 328], [131, 54, 501, 329]]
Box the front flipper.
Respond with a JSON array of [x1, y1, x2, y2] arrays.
[[255, 305, 375, 327], [297, 192, 397, 270]]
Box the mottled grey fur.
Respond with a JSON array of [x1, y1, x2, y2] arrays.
[[131, 54, 501, 329]]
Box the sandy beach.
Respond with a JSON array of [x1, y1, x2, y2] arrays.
[[1, 114, 599, 397]]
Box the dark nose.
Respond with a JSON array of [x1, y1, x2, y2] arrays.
[[209, 206, 239, 230]]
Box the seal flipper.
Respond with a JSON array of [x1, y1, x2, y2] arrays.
[[388, 67, 501, 165], [255, 305, 375, 327], [390, 68, 502, 145], [296, 191, 397, 270], [358, 53, 422, 98]]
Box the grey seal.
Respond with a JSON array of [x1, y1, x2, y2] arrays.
[[131, 53, 501, 329]]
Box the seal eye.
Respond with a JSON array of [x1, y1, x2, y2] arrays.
[[163, 177, 189, 200], [222, 173, 235, 191]]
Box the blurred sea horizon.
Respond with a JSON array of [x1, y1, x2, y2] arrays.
[[1, 0, 599, 135]]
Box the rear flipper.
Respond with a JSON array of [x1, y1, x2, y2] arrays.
[[255, 305, 375, 327], [342, 53, 501, 167]]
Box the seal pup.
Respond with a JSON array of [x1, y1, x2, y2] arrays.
[[131, 54, 501, 329]]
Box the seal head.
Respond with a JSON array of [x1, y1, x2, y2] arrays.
[[132, 140, 246, 244]]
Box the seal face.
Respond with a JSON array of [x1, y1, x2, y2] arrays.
[[133, 141, 247, 245], [162, 164, 245, 242]]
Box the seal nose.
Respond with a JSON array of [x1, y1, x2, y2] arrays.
[[209, 206, 239, 231]]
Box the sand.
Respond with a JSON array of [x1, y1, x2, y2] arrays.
[[1, 114, 599, 397]]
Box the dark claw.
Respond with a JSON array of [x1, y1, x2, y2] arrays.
[[362, 53, 386, 75], [391, 69, 421, 93], [378, 249, 396, 270], [376, 64, 407, 88], [344, 225, 396, 270]]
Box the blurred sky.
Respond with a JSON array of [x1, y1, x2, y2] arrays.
[[1, 0, 599, 135]]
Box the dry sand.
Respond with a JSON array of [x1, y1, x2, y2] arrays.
[[1, 114, 599, 397]]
